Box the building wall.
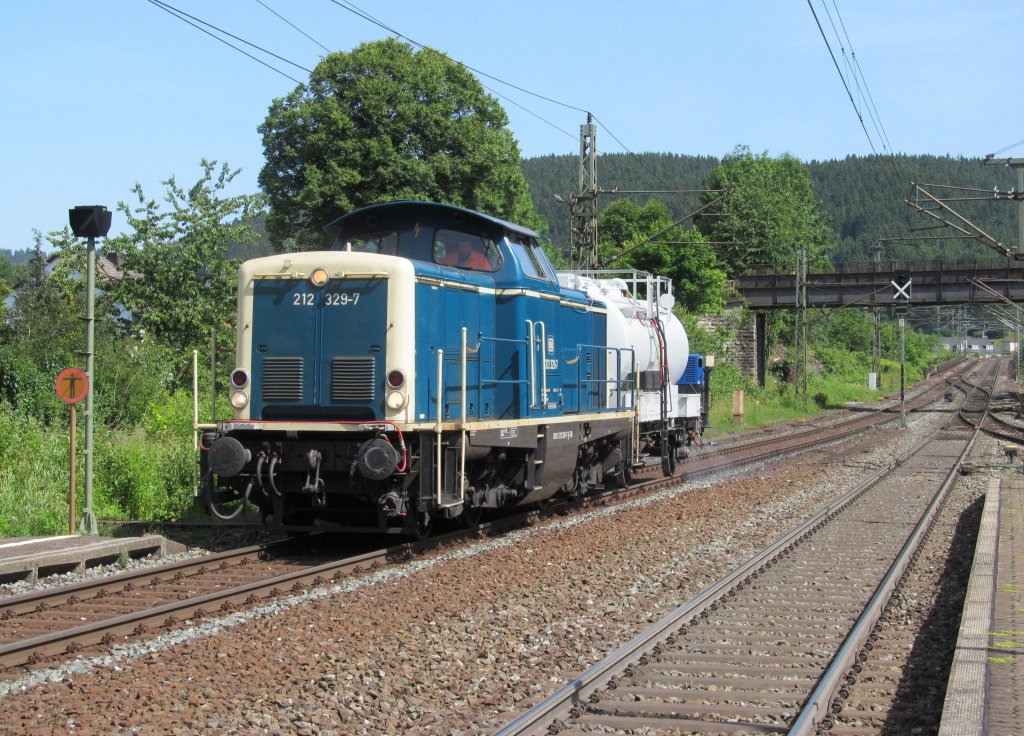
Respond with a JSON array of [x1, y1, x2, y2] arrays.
[[697, 308, 760, 379]]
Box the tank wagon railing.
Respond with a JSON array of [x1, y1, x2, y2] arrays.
[[567, 268, 674, 316]]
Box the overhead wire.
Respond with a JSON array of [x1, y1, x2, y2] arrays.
[[806, 0, 878, 157], [255, 0, 332, 55], [326, 0, 650, 156], [147, 0, 651, 184], [807, 0, 917, 239], [327, 0, 587, 115], [989, 138, 1024, 157], [821, 1, 895, 158], [145, 0, 307, 83]]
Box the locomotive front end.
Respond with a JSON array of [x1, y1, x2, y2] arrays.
[[204, 248, 419, 529]]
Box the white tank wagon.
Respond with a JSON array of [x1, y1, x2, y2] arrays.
[[558, 270, 703, 474]]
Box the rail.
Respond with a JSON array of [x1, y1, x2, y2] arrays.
[[494, 360, 994, 735]]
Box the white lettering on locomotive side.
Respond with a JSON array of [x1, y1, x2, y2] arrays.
[[552, 430, 573, 440]]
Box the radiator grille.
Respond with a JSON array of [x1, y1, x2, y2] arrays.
[[261, 357, 303, 402], [331, 356, 376, 402]]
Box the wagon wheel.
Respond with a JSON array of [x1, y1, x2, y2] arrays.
[[661, 448, 676, 477]]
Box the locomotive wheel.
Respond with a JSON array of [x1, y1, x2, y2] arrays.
[[459, 501, 484, 529], [408, 502, 433, 540], [608, 463, 632, 489]]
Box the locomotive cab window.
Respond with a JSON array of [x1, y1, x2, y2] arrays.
[[508, 234, 555, 281], [433, 230, 501, 272], [331, 231, 398, 255]]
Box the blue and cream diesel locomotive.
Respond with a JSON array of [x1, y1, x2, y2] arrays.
[[202, 201, 703, 534]]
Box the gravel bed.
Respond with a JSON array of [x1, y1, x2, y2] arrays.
[[0, 403, 991, 735], [832, 430, 1007, 734]]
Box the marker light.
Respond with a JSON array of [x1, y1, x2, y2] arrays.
[[309, 268, 329, 288], [230, 390, 249, 409], [230, 368, 249, 388], [387, 369, 406, 388]]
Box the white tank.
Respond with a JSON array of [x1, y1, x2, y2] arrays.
[[559, 272, 690, 384]]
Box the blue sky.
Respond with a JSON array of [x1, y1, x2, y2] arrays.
[[2, 0, 1021, 250]]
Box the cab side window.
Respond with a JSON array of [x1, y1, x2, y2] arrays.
[[433, 230, 500, 272], [508, 234, 555, 281]]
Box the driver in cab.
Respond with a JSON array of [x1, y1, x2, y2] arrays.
[[442, 237, 491, 270]]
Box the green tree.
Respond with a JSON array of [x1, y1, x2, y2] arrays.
[[597, 199, 725, 313], [696, 146, 834, 276], [4, 232, 79, 370], [0, 252, 23, 302], [95, 160, 263, 367], [259, 38, 542, 250]]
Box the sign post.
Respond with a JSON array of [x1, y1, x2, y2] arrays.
[[56, 367, 89, 534], [892, 273, 912, 430], [69, 205, 111, 536]]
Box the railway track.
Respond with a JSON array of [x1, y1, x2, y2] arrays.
[[677, 358, 967, 483], [0, 359, 982, 680], [493, 359, 1001, 735]]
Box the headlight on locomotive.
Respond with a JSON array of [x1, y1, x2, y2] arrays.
[[309, 267, 329, 288], [385, 390, 406, 411], [230, 390, 249, 409]]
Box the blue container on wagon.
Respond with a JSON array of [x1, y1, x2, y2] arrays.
[[678, 354, 705, 388]]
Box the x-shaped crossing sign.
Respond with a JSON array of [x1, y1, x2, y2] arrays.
[[891, 274, 912, 301]]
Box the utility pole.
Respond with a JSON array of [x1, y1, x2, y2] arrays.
[[570, 114, 599, 270], [871, 240, 882, 386], [794, 247, 807, 404], [899, 310, 907, 428], [986, 157, 1024, 379]]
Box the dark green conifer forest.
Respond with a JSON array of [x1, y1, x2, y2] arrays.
[[521, 153, 1020, 268]]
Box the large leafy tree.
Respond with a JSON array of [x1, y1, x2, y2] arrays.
[[696, 146, 834, 277], [91, 160, 264, 363], [258, 38, 542, 250], [598, 199, 725, 313]]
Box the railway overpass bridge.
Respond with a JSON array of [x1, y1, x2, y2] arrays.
[[735, 260, 1024, 309], [730, 260, 1024, 385]]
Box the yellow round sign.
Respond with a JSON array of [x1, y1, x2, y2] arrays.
[[55, 367, 89, 405]]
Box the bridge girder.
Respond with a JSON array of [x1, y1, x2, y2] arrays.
[[736, 264, 1024, 309]]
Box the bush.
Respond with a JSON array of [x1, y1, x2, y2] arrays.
[[0, 404, 72, 536], [0, 388, 202, 535], [94, 428, 194, 521], [94, 390, 201, 522], [0, 347, 64, 424]]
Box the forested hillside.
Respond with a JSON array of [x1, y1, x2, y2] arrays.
[[521, 153, 1020, 267]]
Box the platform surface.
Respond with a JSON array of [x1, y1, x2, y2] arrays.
[[940, 476, 1024, 735], [0, 534, 185, 584]]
